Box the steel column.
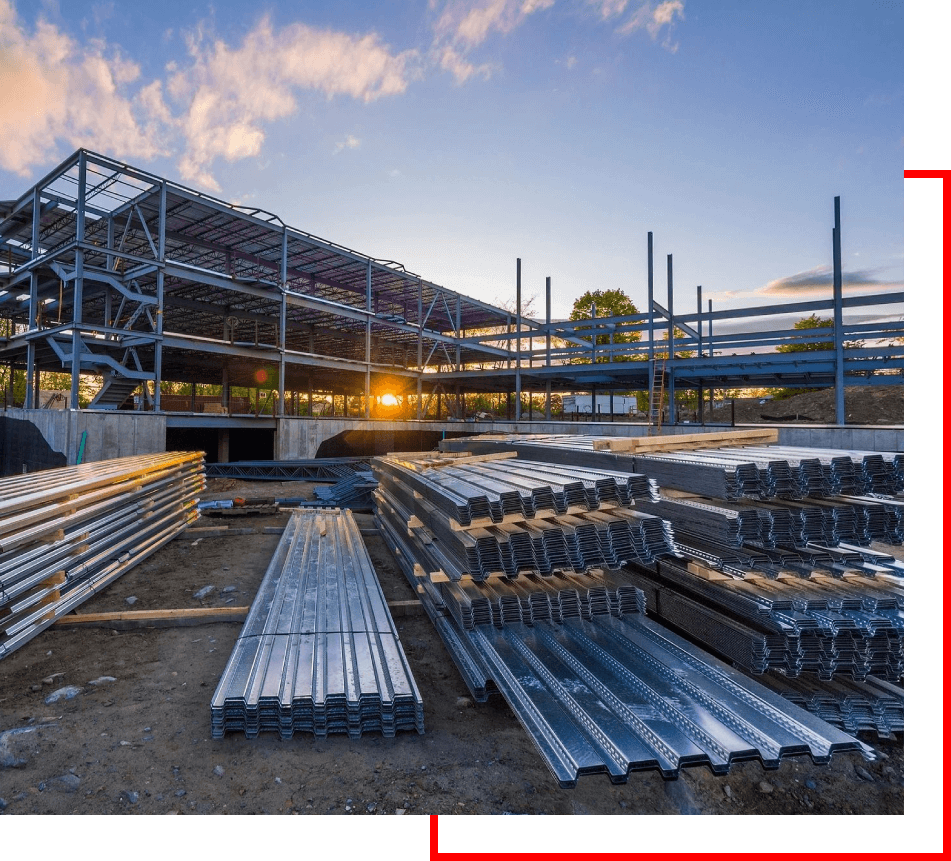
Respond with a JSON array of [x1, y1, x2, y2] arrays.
[[417, 278, 423, 418], [278, 228, 288, 417], [833, 197, 845, 426], [25, 187, 40, 409], [154, 181, 167, 412], [70, 153, 87, 410], [667, 254, 675, 424], [545, 275, 551, 420], [515, 259, 522, 421], [365, 261, 372, 418]]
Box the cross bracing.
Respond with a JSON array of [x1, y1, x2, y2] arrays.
[[0, 149, 902, 421]]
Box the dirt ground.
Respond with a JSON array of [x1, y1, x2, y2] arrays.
[[0, 478, 903, 816], [705, 385, 903, 426]]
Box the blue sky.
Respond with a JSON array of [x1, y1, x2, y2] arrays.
[[0, 0, 905, 323]]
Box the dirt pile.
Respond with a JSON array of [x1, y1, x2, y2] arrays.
[[706, 385, 903, 426]]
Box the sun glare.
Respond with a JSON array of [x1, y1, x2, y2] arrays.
[[380, 393, 398, 407]]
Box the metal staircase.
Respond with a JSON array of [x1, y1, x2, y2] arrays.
[[648, 357, 666, 436], [45, 333, 152, 410]]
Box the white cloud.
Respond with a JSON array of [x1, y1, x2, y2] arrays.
[[333, 134, 361, 155], [169, 16, 418, 189], [431, 0, 553, 83], [0, 3, 416, 189], [599, 0, 685, 51], [0, 0, 167, 174]]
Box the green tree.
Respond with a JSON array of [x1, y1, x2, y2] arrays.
[[776, 314, 858, 353], [568, 288, 642, 364], [773, 314, 859, 398]]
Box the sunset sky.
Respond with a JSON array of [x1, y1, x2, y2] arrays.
[[0, 0, 907, 323]]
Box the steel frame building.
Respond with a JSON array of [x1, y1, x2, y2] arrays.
[[0, 149, 903, 425]]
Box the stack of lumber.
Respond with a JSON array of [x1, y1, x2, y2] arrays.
[[0, 452, 205, 659]]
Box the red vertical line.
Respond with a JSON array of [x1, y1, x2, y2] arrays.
[[430, 814, 439, 859]]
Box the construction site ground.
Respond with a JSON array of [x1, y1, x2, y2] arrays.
[[0, 479, 903, 816]]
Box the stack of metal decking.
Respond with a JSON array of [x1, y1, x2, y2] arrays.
[[755, 673, 904, 738], [211, 509, 424, 739], [0, 452, 204, 659], [373, 451, 873, 786], [372, 453, 672, 579], [625, 558, 903, 681], [309, 470, 377, 510], [434, 432, 904, 740]]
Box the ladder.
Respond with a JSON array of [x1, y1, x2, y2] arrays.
[[648, 358, 666, 436]]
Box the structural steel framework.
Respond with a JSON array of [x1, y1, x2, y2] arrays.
[[0, 150, 903, 424]]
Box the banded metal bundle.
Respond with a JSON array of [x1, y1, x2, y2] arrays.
[[310, 470, 377, 510], [0, 452, 204, 659], [375, 474, 674, 580], [372, 454, 657, 527], [374, 488, 873, 786], [834, 495, 904, 544], [211, 509, 424, 739], [625, 559, 903, 681], [648, 497, 762, 547], [439, 435, 903, 501], [753, 673, 903, 739], [438, 569, 646, 630]]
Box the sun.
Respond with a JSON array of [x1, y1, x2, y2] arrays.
[[380, 393, 398, 407]]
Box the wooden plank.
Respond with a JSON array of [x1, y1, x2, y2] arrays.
[[592, 438, 636, 452], [53, 606, 251, 629], [436, 451, 518, 465], [386, 600, 425, 618], [686, 561, 732, 581], [625, 428, 779, 453]]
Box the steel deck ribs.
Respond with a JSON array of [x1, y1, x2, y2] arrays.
[[0, 452, 204, 659], [211, 509, 424, 739]]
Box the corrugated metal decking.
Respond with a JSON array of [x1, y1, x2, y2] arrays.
[[211, 509, 424, 739], [374, 489, 873, 786], [0, 452, 204, 659]]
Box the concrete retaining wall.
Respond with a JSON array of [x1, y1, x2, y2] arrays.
[[276, 416, 903, 456], [0, 408, 167, 465]]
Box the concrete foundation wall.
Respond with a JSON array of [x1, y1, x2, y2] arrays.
[[276, 416, 903, 456], [1, 408, 167, 465]]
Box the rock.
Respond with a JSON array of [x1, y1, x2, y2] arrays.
[[804, 778, 816, 790], [456, 696, 472, 709], [0, 726, 41, 768], [50, 773, 81, 793], [395, 808, 406, 815], [275, 777, 282, 784], [174, 789, 187, 797], [44, 686, 82, 704], [0, 797, 6, 810], [723, 785, 733, 799], [125, 596, 138, 606], [30, 685, 41, 693], [221, 586, 237, 594], [366, 802, 377, 813], [42, 673, 64, 686], [213, 765, 225, 777], [119, 740, 131, 746], [88, 676, 116, 686], [757, 781, 774, 795], [193, 585, 215, 599], [855, 766, 874, 782], [121, 790, 139, 805]]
